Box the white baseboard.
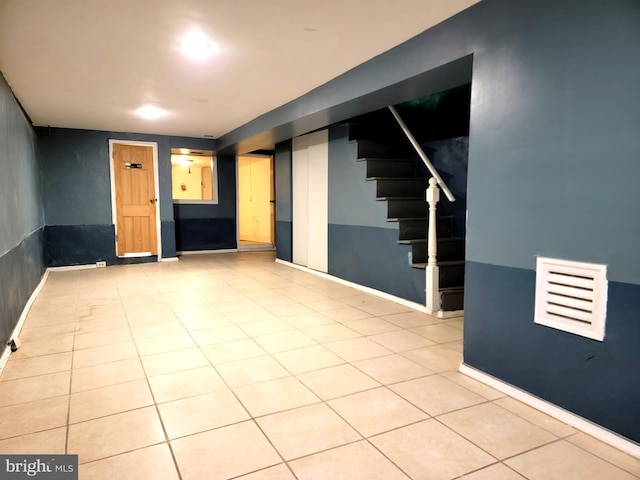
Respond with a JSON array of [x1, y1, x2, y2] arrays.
[[437, 309, 464, 318], [459, 363, 640, 459], [0, 269, 50, 376], [160, 257, 179, 262], [177, 249, 239, 255], [48, 264, 97, 271], [275, 259, 428, 314]]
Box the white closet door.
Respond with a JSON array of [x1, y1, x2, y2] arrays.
[[292, 130, 328, 272]]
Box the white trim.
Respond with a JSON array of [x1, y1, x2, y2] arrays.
[[123, 252, 152, 258], [177, 249, 239, 255], [275, 258, 427, 313], [48, 264, 97, 272], [108, 140, 162, 261], [160, 257, 179, 262], [0, 269, 50, 376], [459, 363, 640, 459], [437, 309, 464, 319]]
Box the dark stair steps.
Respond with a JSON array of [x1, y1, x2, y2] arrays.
[[385, 198, 429, 219], [358, 158, 418, 178], [405, 238, 465, 264], [370, 178, 428, 198], [397, 217, 453, 241], [356, 140, 415, 159], [440, 287, 465, 311]]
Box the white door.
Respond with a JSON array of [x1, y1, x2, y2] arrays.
[[292, 130, 328, 272]]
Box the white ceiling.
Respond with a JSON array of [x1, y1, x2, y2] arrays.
[[0, 0, 478, 140]]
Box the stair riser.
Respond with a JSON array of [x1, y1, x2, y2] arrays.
[[365, 160, 417, 178], [411, 240, 465, 264], [387, 199, 428, 219], [440, 290, 464, 311], [376, 179, 427, 198], [440, 264, 465, 289], [357, 141, 415, 159], [398, 218, 453, 240]]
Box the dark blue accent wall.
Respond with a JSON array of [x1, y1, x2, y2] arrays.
[[0, 72, 45, 349], [274, 141, 293, 261], [215, 0, 640, 443], [173, 154, 237, 251], [38, 127, 216, 264]]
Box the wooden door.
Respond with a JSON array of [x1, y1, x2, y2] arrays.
[[112, 143, 158, 256]]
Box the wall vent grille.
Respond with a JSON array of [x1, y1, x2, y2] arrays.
[[534, 257, 607, 341]]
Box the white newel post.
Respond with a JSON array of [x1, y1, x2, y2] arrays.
[[425, 177, 440, 314]]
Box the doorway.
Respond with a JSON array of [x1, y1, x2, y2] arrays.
[[237, 154, 275, 251], [109, 140, 161, 259]]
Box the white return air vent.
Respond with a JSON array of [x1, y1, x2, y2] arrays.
[[534, 257, 607, 341]]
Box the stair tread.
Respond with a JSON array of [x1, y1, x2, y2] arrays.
[[440, 287, 464, 293], [366, 177, 427, 181], [377, 197, 423, 201], [356, 157, 416, 162], [398, 237, 464, 245]]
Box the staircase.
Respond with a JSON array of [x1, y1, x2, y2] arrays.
[[346, 109, 465, 313]]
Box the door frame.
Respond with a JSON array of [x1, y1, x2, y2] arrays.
[[108, 139, 162, 260]]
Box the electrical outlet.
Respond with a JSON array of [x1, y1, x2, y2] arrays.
[[96, 261, 107, 268]]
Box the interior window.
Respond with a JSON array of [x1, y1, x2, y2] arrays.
[[170, 148, 217, 203]]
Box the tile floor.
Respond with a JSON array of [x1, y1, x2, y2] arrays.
[[0, 252, 638, 480]]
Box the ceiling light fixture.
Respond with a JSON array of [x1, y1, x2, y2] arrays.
[[178, 156, 193, 168], [180, 30, 218, 61], [135, 105, 167, 119]]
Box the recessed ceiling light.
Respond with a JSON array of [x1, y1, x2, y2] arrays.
[[135, 105, 167, 119], [180, 30, 218, 61]]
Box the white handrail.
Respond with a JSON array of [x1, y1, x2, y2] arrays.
[[388, 106, 456, 202]]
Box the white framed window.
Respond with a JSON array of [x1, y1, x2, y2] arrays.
[[534, 257, 608, 341], [171, 148, 218, 204]]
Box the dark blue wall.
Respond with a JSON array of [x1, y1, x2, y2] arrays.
[[174, 154, 237, 251], [0, 72, 45, 349], [38, 128, 215, 265], [217, 0, 640, 443], [274, 141, 293, 261]]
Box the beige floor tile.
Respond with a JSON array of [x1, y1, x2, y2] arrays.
[[158, 390, 250, 439], [439, 403, 557, 459], [171, 420, 281, 480], [301, 324, 361, 343], [353, 354, 434, 384], [297, 364, 380, 400], [253, 330, 316, 354], [19, 322, 77, 341], [410, 323, 464, 343], [505, 440, 637, 480], [371, 419, 495, 480], [328, 387, 428, 437], [273, 345, 345, 374], [141, 347, 209, 376], [265, 302, 314, 317], [68, 406, 165, 464], [401, 344, 462, 372], [79, 444, 180, 480], [234, 376, 320, 417], [1, 352, 72, 381], [215, 355, 290, 387], [10, 335, 75, 359], [224, 307, 278, 324], [0, 396, 69, 440], [566, 433, 640, 477], [72, 340, 138, 368], [130, 321, 187, 340], [74, 327, 132, 349], [445, 317, 464, 329], [339, 294, 383, 307], [440, 371, 506, 400], [325, 337, 393, 362], [257, 403, 361, 460], [235, 464, 296, 480], [320, 307, 374, 323], [148, 366, 227, 403], [0, 371, 70, 407], [304, 299, 349, 313], [284, 312, 335, 328], [69, 379, 154, 423], [370, 330, 435, 353], [290, 440, 410, 480], [134, 332, 196, 356], [22, 314, 76, 329], [0, 427, 67, 454], [390, 375, 485, 416], [71, 357, 145, 392], [494, 396, 576, 437], [190, 325, 248, 346], [341, 316, 399, 335], [240, 318, 293, 337], [75, 315, 128, 335], [201, 338, 267, 365], [379, 311, 440, 328], [458, 463, 526, 479], [357, 301, 411, 316]]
